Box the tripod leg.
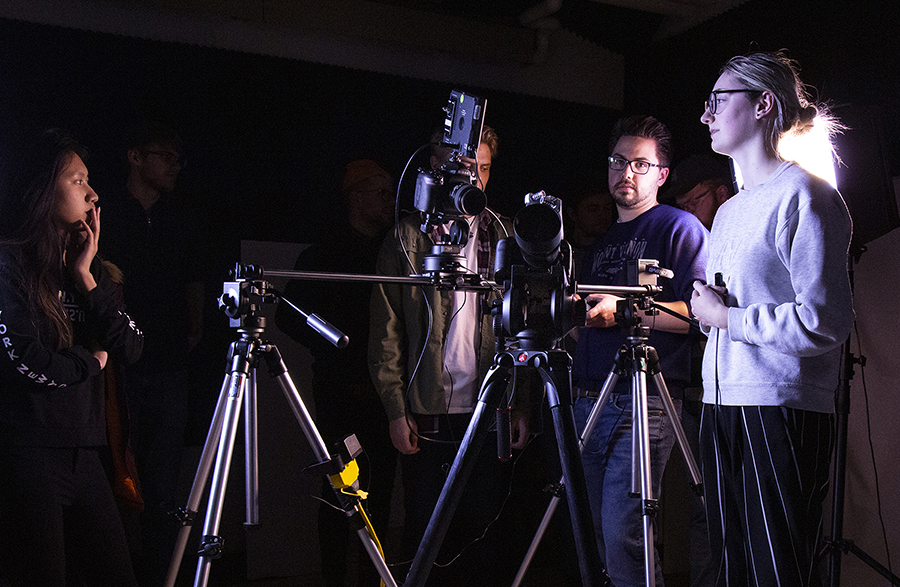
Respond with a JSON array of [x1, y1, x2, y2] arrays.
[[356, 523, 399, 587], [259, 344, 398, 587], [828, 334, 853, 587], [404, 355, 514, 587], [579, 369, 619, 452], [164, 372, 232, 587], [542, 350, 608, 587], [245, 369, 259, 525], [650, 370, 702, 495], [193, 366, 253, 587], [512, 365, 620, 587], [260, 343, 330, 462], [630, 356, 657, 587], [828, 403, 849, 587]]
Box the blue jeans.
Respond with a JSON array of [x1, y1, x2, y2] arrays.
[[574, 392, 682, 587]]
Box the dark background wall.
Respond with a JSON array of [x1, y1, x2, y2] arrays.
[[2, 2, 898, 248], [0, 17, 619, 246]]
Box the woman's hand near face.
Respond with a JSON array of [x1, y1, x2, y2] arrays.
[[66, 207, 100, 295]]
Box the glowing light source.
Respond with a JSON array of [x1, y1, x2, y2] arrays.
[[777, 115, 839, 189]]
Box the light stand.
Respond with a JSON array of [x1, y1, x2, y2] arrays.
[[826, 245, 900, 586]]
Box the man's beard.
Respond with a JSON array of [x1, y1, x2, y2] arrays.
[[611, 181, 650, 209]]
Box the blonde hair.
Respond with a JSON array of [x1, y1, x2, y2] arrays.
[[721, 52, 840, 158]]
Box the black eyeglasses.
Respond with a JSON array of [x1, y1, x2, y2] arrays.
[[677, 188, 712, 212], [608, 156, 664, 175], [144, 150, 186, 168], [704, 89, 760, 115]]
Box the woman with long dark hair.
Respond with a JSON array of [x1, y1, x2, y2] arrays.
[[0, 129, 143, 586], [690, 52, 854, 587]]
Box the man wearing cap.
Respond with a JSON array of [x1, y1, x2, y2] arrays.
[[659, 153, 734, 587], [663, 153, 734, 231], [276, 159, 397, 587]]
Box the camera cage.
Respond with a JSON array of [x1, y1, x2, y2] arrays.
[[412, 90, 488, 272]]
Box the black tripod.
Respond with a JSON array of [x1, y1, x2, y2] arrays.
[[164, 274, 397, 587], [825, 246, 900, 586], [512, 297, 702, 587], [403, 346, 609, 587]]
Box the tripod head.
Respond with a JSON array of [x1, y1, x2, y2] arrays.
[[219, 263, 349, 348], [614, 294, 654, 340], [219, 264, 274, 337]]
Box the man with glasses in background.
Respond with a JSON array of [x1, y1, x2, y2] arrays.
[[100, 120, 205, 587], [571, 115, 708, 587], [664, 153, 735, 231]]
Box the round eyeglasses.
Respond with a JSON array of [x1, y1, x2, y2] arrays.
[[607, 156, 664, 175], [704, 89, 760, 115]]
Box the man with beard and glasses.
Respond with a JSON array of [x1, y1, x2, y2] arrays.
[[571, 115, 708, 587]]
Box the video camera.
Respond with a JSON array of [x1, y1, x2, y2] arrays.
[[414, 90, 487, 240], [493, 192, 585, 351], [409, 93, 585, 351]]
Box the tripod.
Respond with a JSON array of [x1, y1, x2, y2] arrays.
[[403, 346, 609, 587], [513, 299, 702, 587], [164, 278, 397, 587]]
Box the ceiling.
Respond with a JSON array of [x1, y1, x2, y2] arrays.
[[370, 0, 750, 53], [0, 0, 754, 107]]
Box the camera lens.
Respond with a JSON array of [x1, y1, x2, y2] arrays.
[[514, 203, 562, 267], [449, 183, 486, 216]]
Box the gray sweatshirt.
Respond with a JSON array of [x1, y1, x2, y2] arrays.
[[702, 161, 853, 413]]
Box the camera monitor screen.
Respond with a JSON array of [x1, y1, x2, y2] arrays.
[[442, 90, 486, 159]]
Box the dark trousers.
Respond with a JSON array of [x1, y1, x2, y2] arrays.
[[0, 446, 137, 587], [399, 412, 510, 587], [125, 366, 190, 587], [700, 404, 833, 587]]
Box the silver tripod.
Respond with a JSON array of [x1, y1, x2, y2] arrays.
[[164, 271, 397, 587], [513, 297, 703, 587]]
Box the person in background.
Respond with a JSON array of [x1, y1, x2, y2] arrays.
[[663, 153, 734, 231], [564, 185, 616, 276], [100, 120, 204, 586], [275, 158, 398, 587]]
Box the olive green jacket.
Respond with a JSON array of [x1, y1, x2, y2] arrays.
[[368, 212, 513, 421]]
